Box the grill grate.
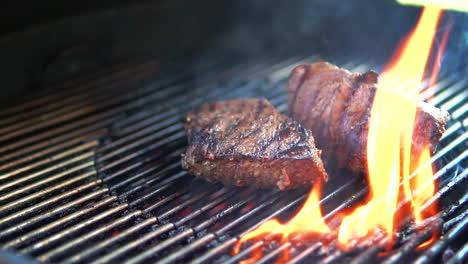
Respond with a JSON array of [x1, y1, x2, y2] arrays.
[[0, 54, 466, 264]]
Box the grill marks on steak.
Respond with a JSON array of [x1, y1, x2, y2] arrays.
[[287, 62, 450, 173], [182, 98, 328, 190]]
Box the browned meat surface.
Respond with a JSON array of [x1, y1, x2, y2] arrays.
[[182, 98, 328, 190], [287, 62, 450, 173]]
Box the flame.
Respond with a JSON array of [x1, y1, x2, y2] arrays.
[[233, 182, 330, 264], [338, 6, 442, 249], [234, 6, 446, 262]]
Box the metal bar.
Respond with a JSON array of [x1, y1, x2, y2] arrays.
[[37, 210, 142, 262], [98, 130, 185, 173], [126, 228, 195, 264], [140, 188, 189, 214], [317, 251, 346, 264], [98, 115, 184, 156], [285, 243, 322, 264], [156, 186, 220, 220], [225, 241, 265, 264], [63, 217, 158, 264], [0, 130, 105, 172], [0, 161, 94, 203], [422, 152, 467, 210], [188, 238, 237, 264], [193, 193, 257, 234], [446, 242, 468, 264], [0, 103, 108, 142], [213, 194, 304, 264], [174, 188, 235, 227], [0, 125, 109, 163], [19, 203, 128, 256], [255, 242, 292, 264], [349, 246, 384, 264], [89, 223, 175, 264], [419, 76, 458, 100], [104, 148, 183, 189], [0, 60, 160, 121], [0, 140, 97, 181], [440, 122, 462, 141], [0, 181, 104, 230], [414, 203, 468, 264], [442, 200, 468, 233], [127, 171, 188, 206], [215, 191, 287, 236], [0, 109, 121, 156], [112, 108, 184, 138], [0, 171, 97, 215], [381, 231, 433, 264], [157, 233, 217, 264], [0, 65, 164, 136], [0, 85, 112, 132], [119, 162, 185, 199], [1, 196, 116, 249], [427, 80, 466, 106], [441, 93, 467, 113], [0, 188, 108, 241]]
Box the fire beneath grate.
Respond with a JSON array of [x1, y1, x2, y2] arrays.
[[0, 54, 466, 264]]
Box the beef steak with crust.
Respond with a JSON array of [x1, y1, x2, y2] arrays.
[[182, 98, 328, 190], [287, 61, 450, 174]]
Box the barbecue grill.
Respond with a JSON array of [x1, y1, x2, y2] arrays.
[[0, 1, 467, 263]]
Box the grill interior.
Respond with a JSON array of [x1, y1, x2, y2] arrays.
[[0, 50, 466, 264]]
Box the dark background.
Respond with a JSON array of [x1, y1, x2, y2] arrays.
[[0, 1, 143, 35], [0, 0, 465, 106]]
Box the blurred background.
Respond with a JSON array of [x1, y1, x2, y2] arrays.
[[0, 0, 466, 106]]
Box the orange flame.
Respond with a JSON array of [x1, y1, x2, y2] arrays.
[[234, 6, 445, 262], [233, 182, 330, 264], [338, 6, 442, 249]]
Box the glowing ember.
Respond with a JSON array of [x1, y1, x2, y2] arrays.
[[234, 6, 446, 262]]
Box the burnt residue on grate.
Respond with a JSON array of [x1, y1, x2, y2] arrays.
[[0, 54, 466, 264]]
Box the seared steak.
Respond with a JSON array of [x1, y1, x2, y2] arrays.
[[287, 62, 450, 173], [182, 98, 328, 190]]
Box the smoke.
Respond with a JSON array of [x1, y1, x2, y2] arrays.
[[200, 0, 420, 65], [439, 12, 468, 76]]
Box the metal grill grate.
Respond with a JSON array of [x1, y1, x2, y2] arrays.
[[0, 54, 466, 264]]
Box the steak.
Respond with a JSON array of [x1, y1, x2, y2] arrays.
[[182, 98, 328, 190], [287, 61, 450, 173]]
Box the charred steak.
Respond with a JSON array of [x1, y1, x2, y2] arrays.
[[287, 62, 450, 173], [182, 98, 328, 190]]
